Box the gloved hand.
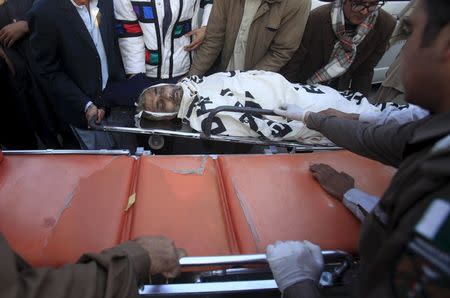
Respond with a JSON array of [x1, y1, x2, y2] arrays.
[[274, 104, 310, 122], [266, 240, 324, 292]]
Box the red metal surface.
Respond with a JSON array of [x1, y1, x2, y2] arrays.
[[0, 151, 395, 266], [129, 156, 240, 256], [218, 152, 395, 254], [0, 155, 135, 266]]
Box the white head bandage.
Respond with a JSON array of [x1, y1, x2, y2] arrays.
[[136, 83, 178, 120]]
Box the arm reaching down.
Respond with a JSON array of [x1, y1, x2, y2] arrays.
[[0, 235, 185, 298], [309, 163, 379, 222]]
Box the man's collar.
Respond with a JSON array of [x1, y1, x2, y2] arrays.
[[69, 0, 98, 9]]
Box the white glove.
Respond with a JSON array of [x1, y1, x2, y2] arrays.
[[266, 240, 324, 292], [274, 104, 310, 122]]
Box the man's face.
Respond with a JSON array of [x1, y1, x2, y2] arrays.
[[143, 85, 184, 113], [401, 0, 444, 111], [343, 0, 380, 25]]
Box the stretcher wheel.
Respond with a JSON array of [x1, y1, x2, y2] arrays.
[[148, 135, 164, 150]]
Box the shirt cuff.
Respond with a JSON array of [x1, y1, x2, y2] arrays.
[[343, 188, 380, 222], [84, 101, 94, 112], [358, 111, 379, 124]]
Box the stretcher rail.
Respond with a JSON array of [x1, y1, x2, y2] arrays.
[[86, 106, 342, 151], [140, 251, 354, 296], [179, 250, 353, 266], [2, 149, 131, 155]]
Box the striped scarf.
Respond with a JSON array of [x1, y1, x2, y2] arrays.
[[307, 0, 378, 85]]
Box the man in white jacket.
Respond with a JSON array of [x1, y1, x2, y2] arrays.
[[136, 70, 427, 145], [114, 0, 212, 82]]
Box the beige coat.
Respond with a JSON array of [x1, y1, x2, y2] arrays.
[[189, 0, 311, 76]]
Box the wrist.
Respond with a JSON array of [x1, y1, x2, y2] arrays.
[[283, 279, 319, 296], [19, 20, 29, 33]]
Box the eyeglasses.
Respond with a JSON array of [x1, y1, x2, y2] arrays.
[[350, 0, 385, 13]]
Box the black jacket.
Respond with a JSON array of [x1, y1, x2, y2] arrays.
[[28, 0, 125, 127], [0, 0, 34, 27]]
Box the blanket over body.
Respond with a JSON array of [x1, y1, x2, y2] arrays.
[[177, 71, 388, 145]]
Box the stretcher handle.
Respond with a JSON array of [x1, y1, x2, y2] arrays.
[[202, 106, 278, 138], [179, 250, 353, 267]]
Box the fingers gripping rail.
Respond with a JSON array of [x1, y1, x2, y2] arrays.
[[139, 251, 354, 296]]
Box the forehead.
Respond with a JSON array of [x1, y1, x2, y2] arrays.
[[144, 88, 157, 101]]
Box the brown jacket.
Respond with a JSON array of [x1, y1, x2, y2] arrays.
[[285, 112, 450, 297], [281, 4, 395, 96], [189, 0, 311, 76], [0, 235, 150, 298]]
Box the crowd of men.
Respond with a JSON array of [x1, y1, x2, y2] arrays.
[[0, 0, 449, 297], [1, 0, 397, 149]]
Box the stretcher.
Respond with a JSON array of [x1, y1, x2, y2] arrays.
[[0, 149, 396, 296], [91, 106, 342, 151]]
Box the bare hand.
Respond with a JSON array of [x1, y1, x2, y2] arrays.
[[184, 27, 206, 52], [318, 108, 359, 121], [85, 104, 105, 127], [309, 163, 355, 200], [0, 21, 29, 48], [134, 236, 186, 278]]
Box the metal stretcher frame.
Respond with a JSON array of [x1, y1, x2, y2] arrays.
[[2, 149, 131, 156], [139, 251, 354, 296], [93, 106, 342, 151]]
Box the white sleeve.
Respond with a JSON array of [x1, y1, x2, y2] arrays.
[[113, 0, 146, 75], [200, 1, 213, 27], [343, 188, 380, 222], [359, 104, 430, 125]]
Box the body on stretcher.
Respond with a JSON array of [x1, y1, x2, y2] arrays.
[[91, 106, 342, 151]]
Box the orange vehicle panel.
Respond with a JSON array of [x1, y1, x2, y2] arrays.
[[129, 156, 240, 256], [0, 151, 395, 267], [218, 152, 396, 254], [0, 155, 135, 267]]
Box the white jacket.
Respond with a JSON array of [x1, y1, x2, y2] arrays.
[[114, 0, 212, 79]]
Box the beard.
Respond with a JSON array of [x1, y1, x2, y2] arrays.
[[171, 86, 184, 106]]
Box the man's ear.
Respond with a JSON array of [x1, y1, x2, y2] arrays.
[[435, 24, 450, 62]]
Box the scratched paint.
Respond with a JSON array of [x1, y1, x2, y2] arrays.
[[171, 156, 208, 175], [231, 178, 261, 252]]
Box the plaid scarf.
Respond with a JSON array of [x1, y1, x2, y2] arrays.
[[307, 0, 378, 85]]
